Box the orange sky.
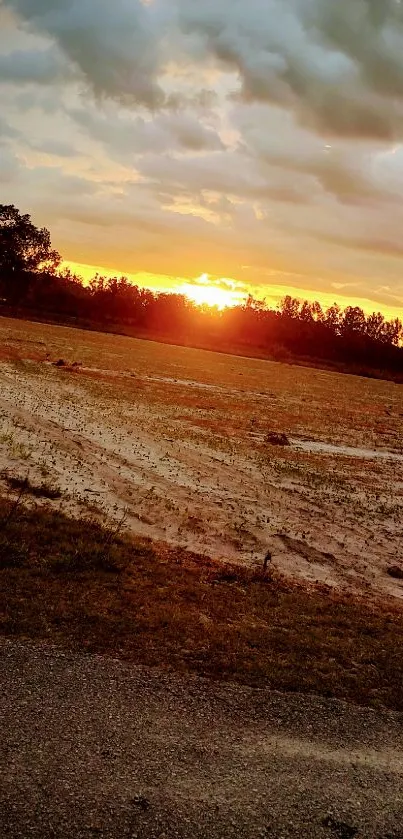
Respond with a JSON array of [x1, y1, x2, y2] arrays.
[[2, 2, 403, 325]]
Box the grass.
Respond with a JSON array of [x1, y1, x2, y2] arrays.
[[1, 495, 403, 712]]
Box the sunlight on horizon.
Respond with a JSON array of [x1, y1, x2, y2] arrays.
[[63, 261, 402, 321], [178, 274, 247, 309]]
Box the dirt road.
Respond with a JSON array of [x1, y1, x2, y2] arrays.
[[1, 640, 402, 838]]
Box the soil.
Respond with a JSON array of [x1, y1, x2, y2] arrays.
[[0, 315, 402, 602]]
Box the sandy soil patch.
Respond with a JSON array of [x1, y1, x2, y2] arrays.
[[0, 316, 402, 601]]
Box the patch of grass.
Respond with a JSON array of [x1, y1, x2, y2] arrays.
[[1, 472, 62, 500], [0, 497, 403, 711], [9, 442, 32, 460], [0, 535, 29, 569]]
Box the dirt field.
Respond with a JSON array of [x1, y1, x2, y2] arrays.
[[0, 315, 402, 601]]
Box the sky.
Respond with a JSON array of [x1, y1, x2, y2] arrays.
[[1, 0, 403, 317]]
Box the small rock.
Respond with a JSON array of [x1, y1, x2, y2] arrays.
[[132, 794, 150, 811], [386, 565, 403, 580], [266, 431, 290, 446], [322, 815, 358, 839]]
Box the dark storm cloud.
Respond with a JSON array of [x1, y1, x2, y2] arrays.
[[6, 0, 165, 107], [175, 0, 403, 140], [5, 0, 403, 140]]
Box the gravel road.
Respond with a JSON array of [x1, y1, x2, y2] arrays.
[[1, 640, 402, 838]]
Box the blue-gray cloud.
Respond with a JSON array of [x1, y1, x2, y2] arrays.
[[5, 0, 165, 107], [4, 0, 403, 139], [0, 46, 71, 84], [176, 0, 403, 140]]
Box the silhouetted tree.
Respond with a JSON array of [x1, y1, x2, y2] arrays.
[[0, 204, 60, 303], [341, 305, 366, 335], [310, 301, 325, 322], [279, 295, 301, 318], [365, 311, 385, 342], [381, 317, 402, 347], [299, 301, 314, 322]]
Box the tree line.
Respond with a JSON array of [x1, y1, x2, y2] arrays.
[[1, 203, 402, 378]]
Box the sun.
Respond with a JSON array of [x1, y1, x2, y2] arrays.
[[180, 274, 246, 310]]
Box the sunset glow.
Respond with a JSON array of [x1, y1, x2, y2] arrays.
[[179, 275, 247, 309], [4, 0, 403, 320], [64, 261, 403, 322]]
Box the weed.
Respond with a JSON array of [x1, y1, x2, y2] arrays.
[[48, 544, 121, 574], [0, 478, 29, 529], [10, 442, 32, 460]]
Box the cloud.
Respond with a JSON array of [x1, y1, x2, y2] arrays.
[[186, 273, 248, 294], [139, 147, 311, 207], [320, 232, 403, 260], [175, 0, 403, 140], [0, 114, 19, 139], [0, 147, 20, 183], [13, 89, 63, 115], [5, 0, 165, 107], [0, 46, 71, 85], [233, 103, 403, 207], [69, 105, 224, 157], [168, 112, 224, 152], [28, 137, 78, 157], [6, 0, 403, 141]]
